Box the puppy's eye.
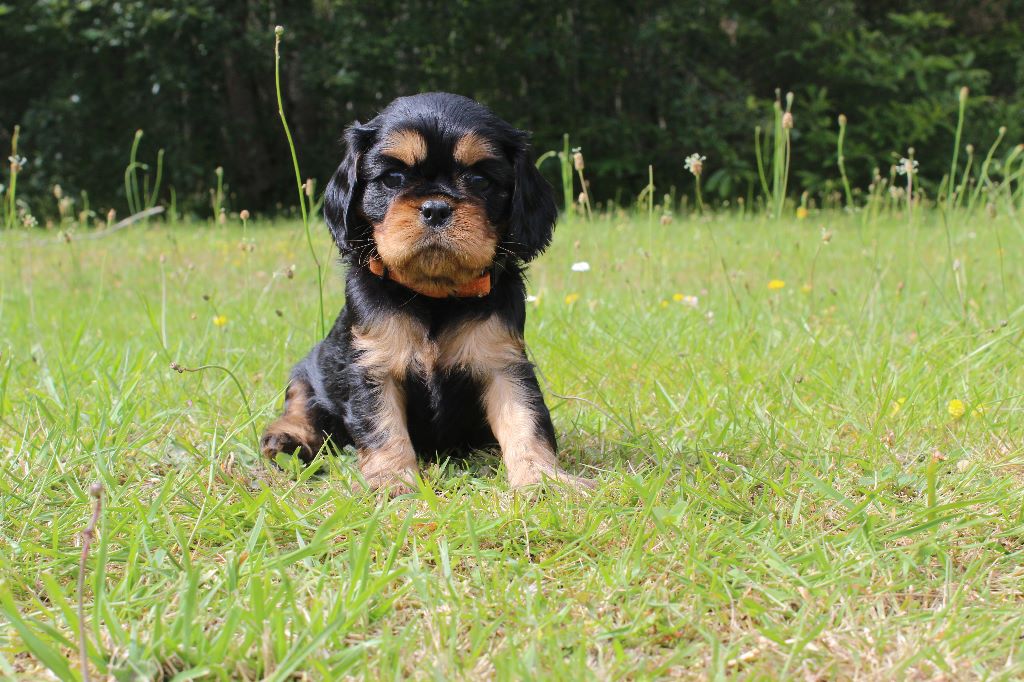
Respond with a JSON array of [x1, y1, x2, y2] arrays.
[[466, 174, 490, 192], [381, 171, 405, 189]]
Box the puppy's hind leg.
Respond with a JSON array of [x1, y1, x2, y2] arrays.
[[261, 379, 328, 463]]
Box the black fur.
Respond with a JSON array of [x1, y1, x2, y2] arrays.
[[263, 93, 558, 466]]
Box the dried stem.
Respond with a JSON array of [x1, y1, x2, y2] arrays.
[[171, 361, 259, 444], [78, 482, 103, 682]]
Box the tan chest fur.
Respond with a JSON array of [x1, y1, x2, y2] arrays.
[[351, 313, 524, 382]]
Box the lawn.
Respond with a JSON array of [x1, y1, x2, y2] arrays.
[[1, 210, 1022, 679]]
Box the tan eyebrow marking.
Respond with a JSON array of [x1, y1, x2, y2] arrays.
[[380, 129, 428, 166], [454, 132, 498, 166]]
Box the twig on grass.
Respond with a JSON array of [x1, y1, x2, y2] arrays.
[[78, 482, 103, 682], [21, 206, 165, 247]]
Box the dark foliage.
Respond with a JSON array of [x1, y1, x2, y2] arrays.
[[2, 0, 1022, 217]]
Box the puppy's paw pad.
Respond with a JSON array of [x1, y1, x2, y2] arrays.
[[260, 429, 313, 462]]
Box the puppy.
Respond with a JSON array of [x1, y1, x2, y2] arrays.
[[260, 92, 593, 493]]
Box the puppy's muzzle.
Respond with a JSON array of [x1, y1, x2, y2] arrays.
[[420, 199, 453, 230]]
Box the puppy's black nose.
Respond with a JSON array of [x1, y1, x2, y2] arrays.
[[420, 200, 452, 229]]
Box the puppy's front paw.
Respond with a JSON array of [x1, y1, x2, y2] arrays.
[[260, 420, 321, 463], [362, 468, 420, 497], [509, 464, 596, 492]]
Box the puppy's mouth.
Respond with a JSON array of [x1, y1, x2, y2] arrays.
[[373, 196, 498, 286]]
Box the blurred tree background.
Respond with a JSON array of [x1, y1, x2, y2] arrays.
[[2, 0, 1022, 218]]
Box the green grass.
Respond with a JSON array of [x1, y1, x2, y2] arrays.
[[1, 210, 1023, 680]]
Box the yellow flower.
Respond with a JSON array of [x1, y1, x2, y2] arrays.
[[660, 300, 669, 308], [796, 206, 809, 219], [947, 399, 966, 419], [800, 283, 813, 294], [890, 397, 907, 416], [768, 279, 786, 290], [213, 314, 228, 327], [672, 293, 684, 302], [564, 293, 580, 305]]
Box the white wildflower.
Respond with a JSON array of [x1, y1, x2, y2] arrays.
[[896, 158, 918, 176], [571, 261, 590, 272], [684, 153, 706, 177], [526, 294, 538, 303]]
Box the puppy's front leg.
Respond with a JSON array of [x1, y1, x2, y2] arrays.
[[350, 315, 426, 494], [353, 374, 418, 494], [484, 366, 595, 490]]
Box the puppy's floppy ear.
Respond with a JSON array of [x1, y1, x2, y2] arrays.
[[323, 119, 379, 254], [507, 132, 558, 263]]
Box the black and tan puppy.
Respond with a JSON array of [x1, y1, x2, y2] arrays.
[[261, 92, 593, 493]]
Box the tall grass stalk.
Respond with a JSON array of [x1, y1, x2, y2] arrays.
[[4, 125, 21, 229], [968, 126, 1006, 212], [147, 149, 164, 210], [211, 166, 225, 221], [946, 86, 969, 211], [836, 114, 854, 209], [275, 25, 326, 338], [754, 125, 769, 202], [903, 148, 916, 225], [124, 130, 145, 215], [769, 91, 794, 219], [955, 145, 975, 211], [560, 134, 574, 217], [572, 148, 592, 220]]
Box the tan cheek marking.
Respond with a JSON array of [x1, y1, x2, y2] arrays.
[[454, 132, 497, 166], [381, 129, 428, 166], [447, 201, 498, 271], [438, 315, 524, 376], [373, 197, 426, 269]]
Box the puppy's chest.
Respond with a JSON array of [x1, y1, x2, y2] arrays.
[[351, 313, 523, 383]]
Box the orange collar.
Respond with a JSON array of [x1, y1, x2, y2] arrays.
[[367, 257, 492, 298]]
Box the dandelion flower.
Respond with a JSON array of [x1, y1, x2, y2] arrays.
[[213, 314, 228, 327], [564, 293, 580, 305], [896, 158, 919, 176], [660, 299, 669, 308], [571, 261, 590, 272], [684, 153, 706, 177], [672, 293, 684, 302], [947, 399, 966, 419], [572, 148, 585, 171], [768, 279, 786, 290], [796, 206, 809, 219]]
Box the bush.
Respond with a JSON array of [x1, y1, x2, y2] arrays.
[[2, 0, 1021, 218]]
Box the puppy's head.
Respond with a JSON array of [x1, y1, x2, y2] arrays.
[[324, 93, 557, 291]]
